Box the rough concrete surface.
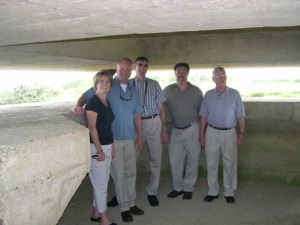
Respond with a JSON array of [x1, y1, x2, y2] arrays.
[[0, 102, 90, 225], [1, 1, 300, 46], [1, 101, 300, 225], [58, 173, 300, 225]]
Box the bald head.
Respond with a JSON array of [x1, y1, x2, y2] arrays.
[[116, 58, 132, 84]]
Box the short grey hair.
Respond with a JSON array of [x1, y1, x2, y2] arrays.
[[213, 67, 226, 75]]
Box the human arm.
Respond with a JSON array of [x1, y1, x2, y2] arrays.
[[237, 116, 245, 146], [200, 116, 207, 146], [74, 95, 87, 116], [158, 103, 168, 144], [134, 114, 143, 151], [86, 110, 105, 161], [111, 143, 116, 159]]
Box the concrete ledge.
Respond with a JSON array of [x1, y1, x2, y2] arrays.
[[0, 103, 90, 225]]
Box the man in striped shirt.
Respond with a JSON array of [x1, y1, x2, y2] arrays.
[[128, 56, 168, 207]]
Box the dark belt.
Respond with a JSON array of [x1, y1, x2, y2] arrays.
[[208, 123, 232, 130], [174, 124, 191, 130], [142, 114, 158, 120]]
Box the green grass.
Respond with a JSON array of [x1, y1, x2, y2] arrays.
[[253, 79, 300, 83], [243, 91, 300, 98], [63, 79, 92, 89], [0, 85, 59, 105]]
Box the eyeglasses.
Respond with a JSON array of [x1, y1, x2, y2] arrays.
[[120, 85, 132, 101], [215, 74, 227, 78], [136, 63, 149, 68]]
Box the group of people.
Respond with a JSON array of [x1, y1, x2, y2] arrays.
[[73, 57, 246, 225]]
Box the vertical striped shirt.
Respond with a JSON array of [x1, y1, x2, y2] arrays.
[[128, 77, 166, 117]]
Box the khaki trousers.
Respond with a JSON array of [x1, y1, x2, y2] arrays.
[[205, 126, 237, 197], [136, 116, 163, 195], [110, 140, 137, 212], [168, 121, 201, 192]]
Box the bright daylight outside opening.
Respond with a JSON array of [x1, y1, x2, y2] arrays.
[[0, 67, 299, 105]]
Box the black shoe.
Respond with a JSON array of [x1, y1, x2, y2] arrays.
[[107, 196, 118, 207], [121, 211, 133, 222], [167, 190, 184, 198], [204, 195, 219, 202], [90, 217, 100, 222], [130, 206, 144, 216], [182, 191, 193, 200], [147, 195, 159, 206], [225, 196, 235, 204]]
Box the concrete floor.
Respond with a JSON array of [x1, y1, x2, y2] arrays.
[[57, 172, 300, 225]]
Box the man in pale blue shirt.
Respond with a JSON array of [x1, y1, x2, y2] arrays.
[[74, 58, 145, 223], [200, 66, 245, 204]]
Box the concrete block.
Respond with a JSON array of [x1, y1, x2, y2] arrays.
[[0, 103, 90, 225]]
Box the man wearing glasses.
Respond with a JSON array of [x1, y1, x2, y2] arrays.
[[74, 58, 144, 223], [129, 56, 168, 207], [200, 67, 245, 204]]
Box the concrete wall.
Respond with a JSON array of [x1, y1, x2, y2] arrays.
[[0, 104, 90, 225], [137, 101, 300, 185]]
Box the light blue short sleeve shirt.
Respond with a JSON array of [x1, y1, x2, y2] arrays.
[[107, 79, 143, 140], [200, 87, 245, 128], [83, 87, 95, 102]]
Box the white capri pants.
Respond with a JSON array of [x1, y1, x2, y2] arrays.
[[89, 143, 112, 213]]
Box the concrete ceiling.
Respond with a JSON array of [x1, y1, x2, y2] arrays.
[[0, 0, 300, 70]]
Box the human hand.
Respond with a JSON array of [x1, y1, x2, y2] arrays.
[[200, 134, 206, 147], [97, 150, 105, 162], [111, 144, 116, 159], [161, 130, 168, 144], [73, 106, 85, 116], [135, 135, 143, 151], [237, 135, 245, 146]]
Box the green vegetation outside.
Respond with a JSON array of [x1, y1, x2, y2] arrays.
[[0, 73, 299, 105]]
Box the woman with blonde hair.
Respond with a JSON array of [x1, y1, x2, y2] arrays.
[[85, 70, 116, 225]]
